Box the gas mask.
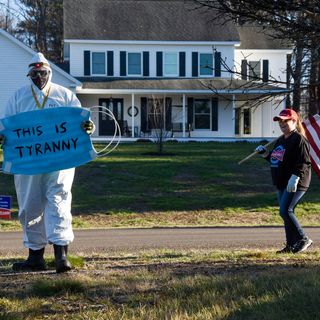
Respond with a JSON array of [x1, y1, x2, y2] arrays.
[[28, 67, 50, 90]]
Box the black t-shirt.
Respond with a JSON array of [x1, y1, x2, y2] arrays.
[[265, 131, 311, 191]]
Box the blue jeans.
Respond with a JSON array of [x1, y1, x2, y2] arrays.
[[277, 189, 306, 246]]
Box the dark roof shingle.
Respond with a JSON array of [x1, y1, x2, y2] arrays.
[[64, 0, 240, 42], [237, 25, 291, 50]]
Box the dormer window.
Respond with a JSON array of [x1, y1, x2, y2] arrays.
[[128, 52, 142, 76], [164, 52, 178, 76], [199, 53, 213, 76]]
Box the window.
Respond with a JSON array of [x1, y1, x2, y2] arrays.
[[164, 52, 178, 76], [128, 52, 141, 75], [194, 99, 210, 129], [92, 52, 105, 75], [199, 53, 213, 76], [248, 61, 261, 79], [147, 98, 164, 129], [243, 109, 251, 134]]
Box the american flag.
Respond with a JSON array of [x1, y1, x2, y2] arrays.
[[303, 114, 320, 177]]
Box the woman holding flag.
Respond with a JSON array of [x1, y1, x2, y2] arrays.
[[255, 108, 313, 253]]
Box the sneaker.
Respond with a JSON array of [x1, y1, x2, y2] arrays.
[[276, 244, 293, 254], [292, 237, 313, 253]]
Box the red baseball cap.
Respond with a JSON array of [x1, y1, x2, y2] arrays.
[[273, 109, 298, 121]]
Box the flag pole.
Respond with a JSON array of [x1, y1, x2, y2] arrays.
[[238, 138, 278, 165]]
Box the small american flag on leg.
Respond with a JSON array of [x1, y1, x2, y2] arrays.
[[302, 114, 320, 177]]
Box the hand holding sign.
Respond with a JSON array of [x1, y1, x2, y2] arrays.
[[0, 107, 97, 175]]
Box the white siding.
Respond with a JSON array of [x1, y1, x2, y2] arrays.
[[234, 49, 290, 84], [69, 42, 235, 78], [0, 30, 80, 115]]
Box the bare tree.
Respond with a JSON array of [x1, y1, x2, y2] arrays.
[[143, 96, 174, 155], [13, 0, 63, 63], [192, 0, 320, 115]]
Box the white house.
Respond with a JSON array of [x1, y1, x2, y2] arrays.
[[63, 0, 291, 140], [1, 0, 291, 141], [0, 29, 81, 116]]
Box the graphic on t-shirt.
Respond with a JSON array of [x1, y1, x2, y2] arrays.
[[270, 145, 285, 166]]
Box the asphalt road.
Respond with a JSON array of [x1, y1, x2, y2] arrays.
[[1, 227, 320, 255]]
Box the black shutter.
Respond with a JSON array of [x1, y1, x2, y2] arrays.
[[120, 51, 126, 76], [211, 98, 218, 131], [241, 59, 247, 80], [179, 52, 186, 77], [165, 97, 172, 130], [192, 52, 198, 77], [156, 52, 163, 76], [141, 97, 148, 133], [84, 50, 91, 76], [107, 51, 114, 76], [143, 52, 149, 77], [262, 60, 269, 82], [187, 97, 194, 129], [214, 52, 221, 77]]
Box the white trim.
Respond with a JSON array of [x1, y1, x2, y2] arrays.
[[236, 48, 292, 53], [65, 38, 240, 46], [77, 88, 287, 95]]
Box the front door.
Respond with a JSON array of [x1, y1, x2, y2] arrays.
[[98, 98, 124, 135]]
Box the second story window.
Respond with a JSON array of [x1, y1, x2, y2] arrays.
[[128, 52, 142, 75], [248, 61, 261, 80], [92, 52, 105, 75], [199, 53, 213, 76], [164, 52, 178, 76]]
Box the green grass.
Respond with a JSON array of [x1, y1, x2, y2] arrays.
[[1, 249, 320, 319], [1, 142, 320, 230]]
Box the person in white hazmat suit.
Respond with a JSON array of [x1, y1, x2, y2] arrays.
[[0, 52, 94, 273]]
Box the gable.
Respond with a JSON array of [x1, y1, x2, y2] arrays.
[[64, 0, 240, 42], [0, 29, 81, 110]]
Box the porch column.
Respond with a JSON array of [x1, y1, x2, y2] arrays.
[[182, 94, 186, 138], [131, 93, 135, 137]]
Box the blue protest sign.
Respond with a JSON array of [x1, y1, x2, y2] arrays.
[[0, 107, 97, 175]]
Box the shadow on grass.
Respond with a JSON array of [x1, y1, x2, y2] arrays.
[[1, 257, 320, 319]]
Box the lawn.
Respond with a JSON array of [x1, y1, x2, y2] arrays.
[[1, 141, 320, 230], [1, 248, 320, 319], [1, 142, 320, 319]]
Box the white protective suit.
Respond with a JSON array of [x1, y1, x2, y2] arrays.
[[3, 53, 81, 250]]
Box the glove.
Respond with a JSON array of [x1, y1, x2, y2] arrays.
[[255, 145, 268, 156], [81, 120, 95, 135], [287, 174, 300, 193], [0, 135, 5, 148]]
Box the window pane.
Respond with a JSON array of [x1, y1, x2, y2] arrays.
[[164, 53, 178, 75], [128, 53, 141, 75], [249, 61, 261, 79], [200, 53, 213, 75], [147, 99, 164, 129], [194, 100, 210, 129], [195, 100, 210, 114], [165, 53, 177, 64], [92, 52, 105, 74], [195, 115, 210, 129]]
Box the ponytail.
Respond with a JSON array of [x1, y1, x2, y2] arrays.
[[296, 116, 306, 138]]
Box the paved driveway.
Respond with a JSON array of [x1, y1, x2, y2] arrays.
[[1, 227, 319, 255]]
